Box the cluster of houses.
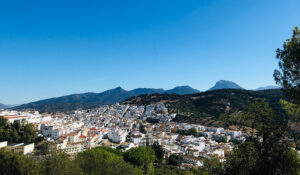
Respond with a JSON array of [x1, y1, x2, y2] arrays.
[[0, 110, 52, 124], [0, 104, 247, 167]]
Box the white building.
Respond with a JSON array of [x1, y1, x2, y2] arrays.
[[108, 128, 128, 143], [4, 143, 35, 155], [3, 115, 27, 123], [0, 141, 8, 148]]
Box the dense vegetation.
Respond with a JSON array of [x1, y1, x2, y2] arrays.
[[127, 89, 285, 116], [125, 89, 286, 126], [0, 146, 210, 175], [0, 117, 43, 143], [172, 128, 199, 137], [274, 26, 300, 105]]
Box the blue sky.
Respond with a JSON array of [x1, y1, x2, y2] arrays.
[[0, 0, 299, 104]]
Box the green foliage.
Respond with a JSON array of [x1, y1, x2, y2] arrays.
[[0, 117, 41, 143], [219, 112, 244, 127], [151, 141, 164, 162], [124, 146, 156, 175], [35, 141, 52, 155], [174, 128, 199, 137], [274, 26, 300, 105], [42, 150, 81, 175], [188, 128, 198, 137], [155, 164, 193, 175], [0, 150, 41, 175], [139, 123, 147, 134], [76, 147, 142, 175], [98, 146, 124, 157], [224, 100, 300, 175], [127, 89, 285, 125], [168, 154, 184, 166], [224, 141, 259, 175], [225, 139, 300, 175], [0, 147, 143, 175], [201, 155, 224, 175], [280, 99, 300, 120], [243, 99, 289, 140]]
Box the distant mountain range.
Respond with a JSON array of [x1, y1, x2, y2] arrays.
[[14, 86, 200, 112], [255, 85, 280, 91], [0, 103, 9, 109], [0, 103, 18, 109], [208, 80, 244, 91], [13, 80, 281, 112], [208, 80, 279, 91]]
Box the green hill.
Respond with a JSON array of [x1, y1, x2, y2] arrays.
[[124, 89, 286, 126]]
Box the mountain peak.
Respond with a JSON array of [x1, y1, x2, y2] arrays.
[[167, 85, 200, 95], [208, 80, 244, 91], [216, 80, 234, 84], [173, 85, 192, 89], [114, 86, 123, 90], [111, 86, 126, 91]]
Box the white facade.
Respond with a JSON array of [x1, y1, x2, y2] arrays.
[[0, 141, 8, 148], [4, 143, 35, 155], [108, 128, 128, 143]]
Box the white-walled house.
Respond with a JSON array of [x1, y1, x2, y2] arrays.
[[4, 143, 35, 155], [108, 128, 128, 143]]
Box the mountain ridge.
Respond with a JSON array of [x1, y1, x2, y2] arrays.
[[0, 103, 9, 109], [255, 85, 280, 91], [14, 86, 200, 112]]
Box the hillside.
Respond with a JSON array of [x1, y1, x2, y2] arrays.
[[14, 86, 200, 112], [124, 89, 286, 125]]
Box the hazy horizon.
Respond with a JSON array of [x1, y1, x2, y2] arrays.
[[2, 82, 279, 105]]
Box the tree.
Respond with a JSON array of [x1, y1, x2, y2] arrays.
[[124, 147, 155, 175], [0, 150, 41, 175], [139, 123, 146, 134], [224, 99, 300, 175], [188, 128, 198, 137], [42, 150, 81, 175], [151, 141, 164, 162], [21, 124, 38, 143], [0, 116, 41, 144], [167, 154, 183, 166], [202, 155, 224, 175], [280, 99, 300, 120], [0, 116, 8, 127], [154, 164, 189, 175], [224, 141, 259, 175], [274, 26, 300, 104], [76, 147, 141, 175], [36, 141, 53, 155]]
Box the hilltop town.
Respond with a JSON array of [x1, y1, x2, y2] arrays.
[[0, 103, 246, 169]]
